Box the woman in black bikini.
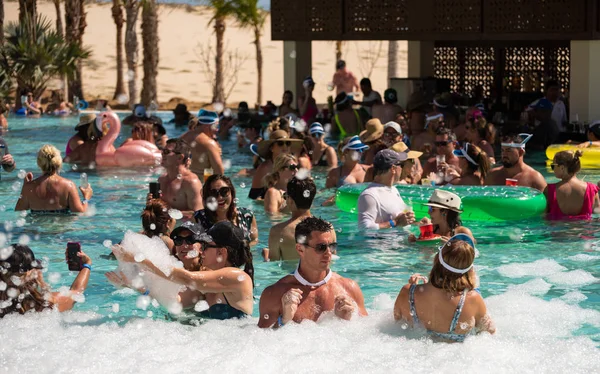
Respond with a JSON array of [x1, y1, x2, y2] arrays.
[[309, 123, 337, 168]]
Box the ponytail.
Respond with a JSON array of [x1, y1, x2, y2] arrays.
[[225, 240, 254, 287]]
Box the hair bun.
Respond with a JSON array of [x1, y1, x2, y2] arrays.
[[574, 150, 583, 159]]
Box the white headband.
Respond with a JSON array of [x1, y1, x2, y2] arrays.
[[457, 144, 478, 166], [433, 99, 448, 108], [342, 137, 369, 152], [501, 133, 533, 149], [424, 113, 444, 130], [437, 234, 478, 274]]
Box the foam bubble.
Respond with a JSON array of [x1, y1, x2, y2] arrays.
[[507, 278, 552, 296], [213, 102, 224, 112], [545, 270, 598, 286], [223, 159, 232, 170], [496, 259, 566, 278], [194, 300, 209, 312], [295, 168, 310, 180], [0, 245, 14, 260], [117, 94, 129, 104], [112, 303, 120, 313], [47, 273, 62, 284], [289, 50, 297, 59], [17, 170, 27, 179], [168, 209, 183, 220], [560, 291, 587, 304], [240, 183, 246, 189], [567, 254, 600, 262], [103, 240, 113, 248], [18, 235, 30, 245], [136, 295, 150, 310]]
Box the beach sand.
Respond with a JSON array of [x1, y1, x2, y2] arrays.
[[4, 2, 407, 110]]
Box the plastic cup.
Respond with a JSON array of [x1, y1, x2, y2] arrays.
[[204, 168, 213, 182], [421, 177, 432, 186], [505, 178, 518, 186], [419, 223, 434, 238]]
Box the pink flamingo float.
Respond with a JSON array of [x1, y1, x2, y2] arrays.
[[95, 112, 162, 167]]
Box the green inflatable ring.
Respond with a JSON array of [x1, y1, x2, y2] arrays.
[[336, 184, 547, 222]]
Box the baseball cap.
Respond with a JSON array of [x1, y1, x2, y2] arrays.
[[384, 88, 398, 104], [383, 121, 402, 135], [373, 149, 407, 170], [170, 221, 206, 243]]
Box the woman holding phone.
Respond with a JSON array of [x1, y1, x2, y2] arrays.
[[0, 244, 92, 318]]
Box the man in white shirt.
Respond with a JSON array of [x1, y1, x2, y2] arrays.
[[528, 80, 567, 132], [358, 149, 416, 229], [354, 78, 382, 117]]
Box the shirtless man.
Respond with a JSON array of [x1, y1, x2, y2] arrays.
[[372, 88, 404, 124], [265, 177, 316, 261], [180, 109, 224, 179], [422, 127, 461, 182], [332, 92, 365, 138], [411, 113, 443, 160], [331, 60, 359, 96], [258, 217, 368, 327], [484, 134, 547, 192], [158, 139, 204, 215]]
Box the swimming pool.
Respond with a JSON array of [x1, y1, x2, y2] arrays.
[[1, 113, 599, 373]]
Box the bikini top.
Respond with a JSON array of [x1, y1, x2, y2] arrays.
[[198, 294, 247, 320], [409, 284, 470, 342]]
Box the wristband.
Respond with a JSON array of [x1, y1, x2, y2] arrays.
[[389, 219, 396, 228], [143, 289, 150, 296], [277, 315, 285, 327], [82, 263, 92, 271], [82, 199, 89, 204]]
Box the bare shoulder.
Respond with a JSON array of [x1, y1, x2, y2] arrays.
[[261, 275, 295, 298]]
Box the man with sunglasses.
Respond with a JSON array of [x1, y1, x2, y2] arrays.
[[180, 109, 225, 179], [258, 217, 368, 328], [265, 177, 317, 261], [484, 134, 547, 192], [421, 127, 461, 183], [358, 149, 416, 230], [157, 139, 204, 215]]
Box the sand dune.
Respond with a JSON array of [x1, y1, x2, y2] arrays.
[[4, 2, 407, 109]]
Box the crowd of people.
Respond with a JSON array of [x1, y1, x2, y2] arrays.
[[3, 59, 600, 343]]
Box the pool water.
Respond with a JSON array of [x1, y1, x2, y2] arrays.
[[1, 113, 599, 372]]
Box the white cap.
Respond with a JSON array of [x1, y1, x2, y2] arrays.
[[383, 121, 402, 135]]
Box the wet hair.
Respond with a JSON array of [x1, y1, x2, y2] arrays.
[[463, 144, 491, 180], [224, 239, 254, 286], [287, 177, 316, 210], [37, 144, 62, 174], [141, 199, 172, 238], [435, 127, 457, 143], [554, 150, 583, 174], [202, 174, 238, 223], [470, 116, 497, 145], [0, 244, 53, 318], [165, 138, 191, 164], [360, 78, 372, 88], [295, 216, 333, 243], [263, 153, 296, 188], [132, 122, 155, 143], [429, 240, 477, 294]]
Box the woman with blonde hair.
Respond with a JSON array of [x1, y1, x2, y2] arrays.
[[263, 153, 298, 214], [444, 143, 491, 185], [15, 144, 93, 214], [465, 109, 496, 164], [545, 150, 600, 220], [394, 235, 496, 342]]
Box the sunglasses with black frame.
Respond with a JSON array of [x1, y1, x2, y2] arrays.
[[208, 186, 231, 198]]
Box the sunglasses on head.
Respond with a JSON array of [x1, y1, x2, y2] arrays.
[[435, 141, 449, 147], [209, 186, 231, 198], [303, 242, 338, 254], [173, 235, 197, 246], [276, 140, 292, 147]]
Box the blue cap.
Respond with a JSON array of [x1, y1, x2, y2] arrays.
[[309, 122, 324, 134], [197, 109, 219, 125], [531, 98, 553, 111]]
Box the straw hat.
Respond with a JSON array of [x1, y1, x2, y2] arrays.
[[423, 189, 463, 213], [75, 113, 97, 130], [390, 141, 423, 160], [256, 130, 302, 159], [359, 118, 384, 144]]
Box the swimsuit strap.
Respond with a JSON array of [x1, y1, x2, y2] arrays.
[[448, 288, 468, 333], [353, 110, 362, 131], [335, 114, 347, 138], [408, 284, 421, 326]]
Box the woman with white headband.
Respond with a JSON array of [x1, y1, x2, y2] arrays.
[[394, 234, 496, 342], [444, 142, 491, 185], [309, 122, 337, 168]]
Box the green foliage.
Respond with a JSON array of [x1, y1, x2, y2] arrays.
[[0, 15, 91, 98], [232, 0, 267, 31]]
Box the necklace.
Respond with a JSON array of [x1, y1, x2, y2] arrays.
[[293, 262, 332, 287]]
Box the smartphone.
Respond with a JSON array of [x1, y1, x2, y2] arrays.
[[149, 182, 160, 199], [20, 95, 27, 105], [80, 173, 89, 188], [66, 242, 82, 271]]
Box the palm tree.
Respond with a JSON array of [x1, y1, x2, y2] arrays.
[[112, 0, 127, 100], [1, 0, 5, 45], [124, 0, 140, 107], [53, 0, 63, 36], [387, 40, 399, 82], [19, 0, 37, 24], [233, 0, 266, 105], [207, 0, 236, 104], [140, 0, 158, 107], [0, 16, 90, 99], [64, 0, 87, 100]]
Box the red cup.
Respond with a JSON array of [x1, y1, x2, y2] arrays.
[[505, 178, 518, 186], [419, 223, 434, 238]]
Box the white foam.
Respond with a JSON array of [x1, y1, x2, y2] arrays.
[[567, 254, 600, 262], [560, 291, 588, 304], [545, 270, 599, 287], [506, 278, 552, 296], [1, 292, 599, 373], [496, 259, 566, 278]]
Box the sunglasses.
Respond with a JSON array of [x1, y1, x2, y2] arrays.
[[311, 133, 322, 138], [162, 149, 181, 156], [201, 242, 220, 252], [208, 186, 231, 198], [435, 141, 449, 147], [303, 242, 338, 254], [286, 164, 299, 171], [550, 163, 561, 170], [173, 235, 196, 246], [276, 141, 292, 147]]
